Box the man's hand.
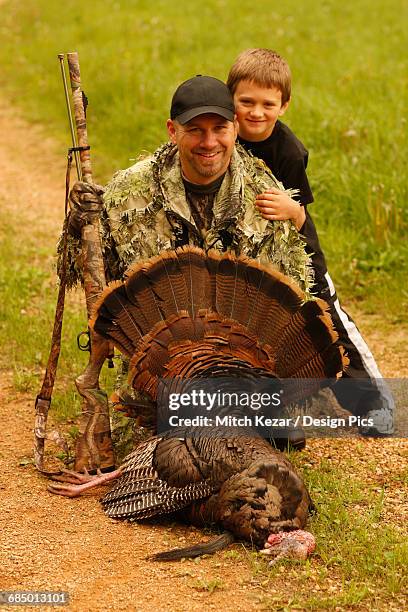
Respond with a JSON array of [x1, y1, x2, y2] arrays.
[[68, 181, 105, 237], [256, 188, 306, 230]]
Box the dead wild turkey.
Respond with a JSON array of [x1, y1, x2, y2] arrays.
[[49, 246, 347, 560]]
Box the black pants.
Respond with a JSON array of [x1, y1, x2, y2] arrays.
[[301, 211, 394, 422]]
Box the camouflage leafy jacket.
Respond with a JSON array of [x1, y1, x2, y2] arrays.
[[63, 142, 313, 292]]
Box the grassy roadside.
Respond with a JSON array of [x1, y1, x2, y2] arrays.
[[0, 0, 407, 315], [0, 204, 115, 424], [0, 211, 84, 420]]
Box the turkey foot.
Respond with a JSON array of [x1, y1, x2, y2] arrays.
[[260, 530, 316, 565], [50, 467, 103, 485], [47, 467, 123, 497]]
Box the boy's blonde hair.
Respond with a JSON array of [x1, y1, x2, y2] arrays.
[[227, 49, 291, 105]]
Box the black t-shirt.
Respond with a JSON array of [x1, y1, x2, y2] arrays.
[[238, 121, 328, 277], [182, 173, 226, 233], [238, 120, 314, 205]]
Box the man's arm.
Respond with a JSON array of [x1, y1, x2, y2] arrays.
[[59, 180, 124, 287]]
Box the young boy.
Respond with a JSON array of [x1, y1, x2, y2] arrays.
[[227, 48, 394, 436]]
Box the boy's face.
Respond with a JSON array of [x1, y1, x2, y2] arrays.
[[233, 80, 289, 142]]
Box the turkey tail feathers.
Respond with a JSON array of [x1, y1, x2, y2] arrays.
[[91, 246, 347, 395], [176, 245, 213, 317]]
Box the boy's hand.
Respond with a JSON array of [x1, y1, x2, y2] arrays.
[[256, 188, 306, 230]]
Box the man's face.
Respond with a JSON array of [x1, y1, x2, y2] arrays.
[[167, 113, 237, 184], [233, 80, 289, 142]]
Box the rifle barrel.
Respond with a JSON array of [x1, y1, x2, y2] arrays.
[[66, 51, 92, 183], [65, 51, 105, 314], [58, 54, 82, 181]]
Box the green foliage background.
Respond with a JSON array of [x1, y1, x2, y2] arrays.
[[1, 0, 407, 316]]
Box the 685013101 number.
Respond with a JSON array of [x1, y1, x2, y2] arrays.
[[0, 592, 69, 606]]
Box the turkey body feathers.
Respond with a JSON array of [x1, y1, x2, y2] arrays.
[[101, 429, 313, 548]]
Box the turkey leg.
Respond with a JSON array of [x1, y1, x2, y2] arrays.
[[47, 466, 123, 497]]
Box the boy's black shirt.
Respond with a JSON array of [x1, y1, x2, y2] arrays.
[[237, 120, 314, 206], [238, 120, 326, 294]]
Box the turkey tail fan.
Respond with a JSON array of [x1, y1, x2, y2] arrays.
[[244, 270, 304, 348], [175, 246, 214, 317], [211, 251, 304, 340], [124, 257, 172, 326], [90, 281, 143, 357], [91, 246, 347, 397], [214, 253, 238, 319], [213, 253, 253, 324], [273, 302, 341, 378], [137, 250, 189, 317]]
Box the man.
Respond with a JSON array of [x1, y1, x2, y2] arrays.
[[65, 76, 315, 458]]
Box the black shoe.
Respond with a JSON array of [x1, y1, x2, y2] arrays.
[[359, 427, 392, 438], [272, 427, 306, 452]]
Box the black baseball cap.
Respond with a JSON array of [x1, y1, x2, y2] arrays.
[[170, 75, 235, 124]]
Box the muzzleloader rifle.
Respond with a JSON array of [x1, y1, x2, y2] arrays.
[[34, 52, 115, 474]]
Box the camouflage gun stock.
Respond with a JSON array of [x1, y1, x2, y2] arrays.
[[65, 52, 115, 473]]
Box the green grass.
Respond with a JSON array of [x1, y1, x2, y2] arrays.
[[0, 214, 80, 419], [0, 210, 115, 423], [0, 0, 407, 315], [241, 454, 408, 610]]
